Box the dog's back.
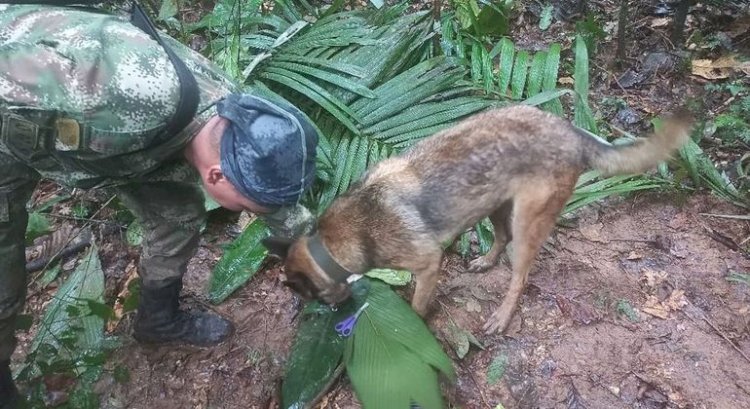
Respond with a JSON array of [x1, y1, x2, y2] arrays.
[[335, 105, 690, 242], [400, 106, 586, 240]]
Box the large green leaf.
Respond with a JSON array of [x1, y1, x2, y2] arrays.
[[208, 218, 270, 304], [282, 301, 357, 409], [29, 243, 104, 376], [344, 279, 455, 409]]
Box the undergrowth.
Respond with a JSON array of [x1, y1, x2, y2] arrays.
[[12, 0, 749, 408]]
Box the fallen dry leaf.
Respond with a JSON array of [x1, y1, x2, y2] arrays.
[[643, 295, 670, 319], [642, 269, 668, 289], [664, 289, 688, 311], [627, 250, 643, 260], [692, 55, 750, 80], [650, 17, 670, 28], [107, 261, 138, 333], [641, 290, 687, 320]]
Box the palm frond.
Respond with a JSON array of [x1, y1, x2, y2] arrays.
[[574, 34, 598, 132]]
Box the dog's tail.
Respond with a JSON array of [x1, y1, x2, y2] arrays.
[[582, 111, 693, 177]]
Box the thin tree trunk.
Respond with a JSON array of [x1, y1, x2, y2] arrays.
[[672, 0, 691, 47], [616, 0, 628, 67], [432, 0, 443, 55]]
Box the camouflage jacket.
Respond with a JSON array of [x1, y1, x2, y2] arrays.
[[0, 4, 239, 188]]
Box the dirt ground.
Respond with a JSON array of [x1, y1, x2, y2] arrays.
[[9, 1, 750, 408], [86, 192, 750, 409]]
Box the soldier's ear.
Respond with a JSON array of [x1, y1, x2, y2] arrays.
[[262, 237, 294, 259]]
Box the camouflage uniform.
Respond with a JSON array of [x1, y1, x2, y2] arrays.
[[0, 5, 311, 363]]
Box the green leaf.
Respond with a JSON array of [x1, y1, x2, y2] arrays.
[[126, 220, 143, 247], [34, 193, 71, 213], [475, 218, 494, 255], [271, 61, 377, 98], [158, 0, 178, 21], [282, 301, 355, 409], [214, 33, 243, 80], [474, 2, 509, 36], [113, 364, 130, 384], [616, 299, 640, 322], [497, 37, 515, 97], [481, 45, 494, 92], [510, 50, 529, 100], [26, 211, 51, 245], [274, 54, 367, 78], [573, 35, 597, 132], [261, 69, 361, 134], [37, 262, 61, 289], [539, 3, 554, 30], [521, 89, 574, 107], [486, 353, 508, 385], [29, 243, 105, 377], [727, 272, 750, 286], [344, 279, 455, 409], [541, 43, 564, 115], [677, 139, 747, 208], [208, 218, 270, 304], [68, 384, 99, 409], [471, 41, 483, 84], [85, 300, 115, 321], [565, 173, 665, 215], [526, 50, 547, 98], [365, 269, 412, 286], [121, 279, 141, 314]]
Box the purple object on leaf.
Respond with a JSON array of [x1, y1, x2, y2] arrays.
[[335, 302, 370, 337]]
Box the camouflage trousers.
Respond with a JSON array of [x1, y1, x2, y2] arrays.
[[0, 151, 206, 362]]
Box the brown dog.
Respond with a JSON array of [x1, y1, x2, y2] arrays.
[[265, 105, 692, 334]]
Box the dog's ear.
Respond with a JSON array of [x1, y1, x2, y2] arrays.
[[262, 236, 294, 259]]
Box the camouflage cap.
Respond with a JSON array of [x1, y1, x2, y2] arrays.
[[216, 93, 318, 208]]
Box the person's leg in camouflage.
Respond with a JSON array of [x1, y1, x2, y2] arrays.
[[115, 181, 233, 347], [0, 152, 39, 409]]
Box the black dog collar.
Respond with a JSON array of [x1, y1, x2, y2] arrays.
[[306, 234, 352, 284]]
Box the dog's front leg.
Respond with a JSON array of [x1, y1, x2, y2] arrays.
[[406, 251, 444, 317]]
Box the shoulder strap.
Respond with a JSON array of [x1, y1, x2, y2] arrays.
[[1, 1, 200, 137], [128, 2, 199, 137]]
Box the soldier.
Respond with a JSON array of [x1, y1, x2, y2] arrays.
[[0, 4, 318, 406]]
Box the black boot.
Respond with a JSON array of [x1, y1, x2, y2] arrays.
[[132, 279, 234, 347], [0, 360, 19, 409]]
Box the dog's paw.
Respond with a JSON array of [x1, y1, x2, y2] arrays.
[[482, 310, 512, 335], [467, 256, 494, 274]]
